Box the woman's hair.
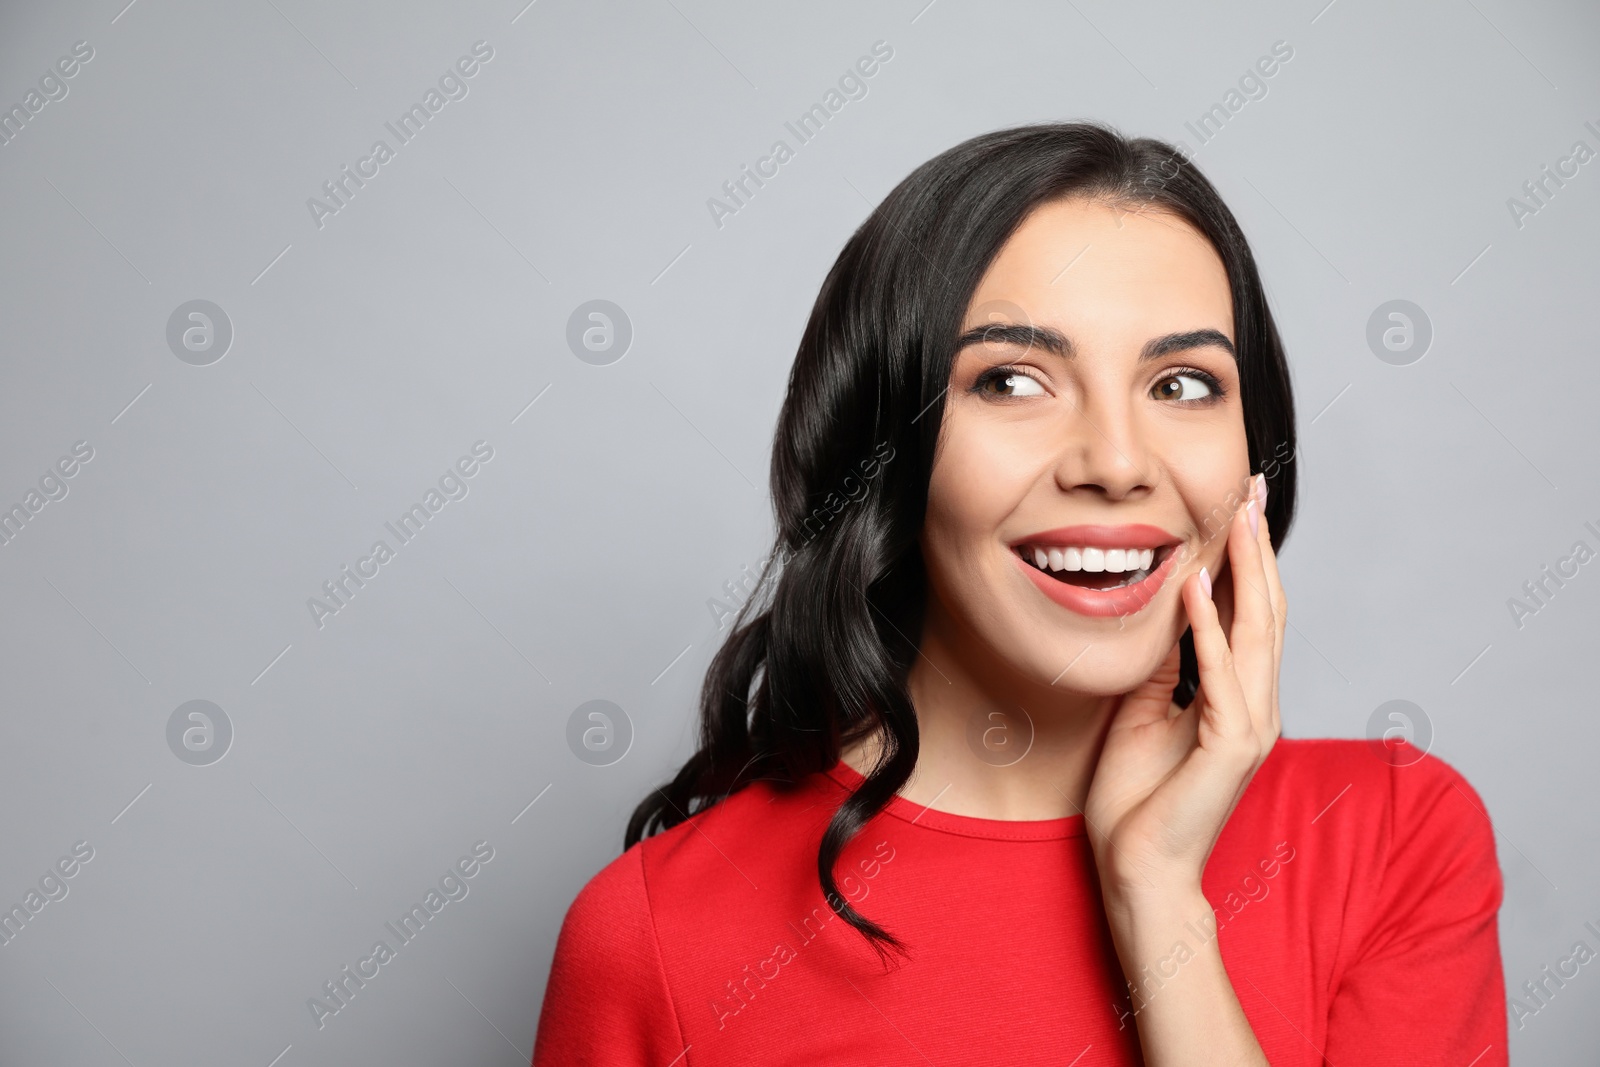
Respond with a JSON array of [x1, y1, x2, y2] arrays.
[[626, 120, 1297, 963]]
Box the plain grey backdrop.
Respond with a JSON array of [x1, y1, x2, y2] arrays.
[[0, 0, 1596, 1063]]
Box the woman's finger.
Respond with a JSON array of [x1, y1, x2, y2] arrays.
[[1162, 569, 1263, 822], [1225, 474, 1277, 737], [1255, 476, 1288, 659], [1252, 473, 1287, 736], [1183, 566, 1255, 760]]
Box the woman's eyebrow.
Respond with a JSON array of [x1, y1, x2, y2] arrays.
[[1142, 328, 1237, 363], [955, 323, 1237, 363]]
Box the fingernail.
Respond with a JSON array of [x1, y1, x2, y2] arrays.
[[1199, 566, 1212, 598], [1254, 472, 1268, 510], [1247, 496, 1259, 538]]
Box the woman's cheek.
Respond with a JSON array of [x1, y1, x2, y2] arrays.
[[928, 424, 1013, 534], [1162, 439, 1250, 539]]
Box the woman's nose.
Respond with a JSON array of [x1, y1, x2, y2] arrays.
[[1049, 393, 1154, 500]]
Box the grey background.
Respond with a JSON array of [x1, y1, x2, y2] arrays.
[[0, 0, 1595, 1063]]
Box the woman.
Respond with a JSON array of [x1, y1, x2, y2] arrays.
[[533, 122, 1506, 1065]]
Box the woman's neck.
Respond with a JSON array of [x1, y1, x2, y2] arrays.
[[840, 603, 1120, 822]]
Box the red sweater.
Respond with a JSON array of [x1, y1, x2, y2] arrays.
[[532, 738, 1507, 1065]]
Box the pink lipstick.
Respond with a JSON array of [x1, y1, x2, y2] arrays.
[[1009, 523, 1183, 618]]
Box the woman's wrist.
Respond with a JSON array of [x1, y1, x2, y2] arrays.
[[1096, 880, 1268, 1066], [1090, 842, 1207, 915], [1098, 878, 1213, 953]]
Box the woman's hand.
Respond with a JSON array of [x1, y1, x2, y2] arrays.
[[1083, 473, 1287, 904], [1079, 474, 1285, 1064]]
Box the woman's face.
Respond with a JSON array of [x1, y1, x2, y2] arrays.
[[921, 196, 1252, 695]]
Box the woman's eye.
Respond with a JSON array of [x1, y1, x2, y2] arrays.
[[975, 369, 1046, 398], [1152, 373, 1214, 402]]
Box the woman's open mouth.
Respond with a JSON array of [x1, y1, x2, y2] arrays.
[[1008, 524, 1184, 618], [1014, 543, 1169, 590]]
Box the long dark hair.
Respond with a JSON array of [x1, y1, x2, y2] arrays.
[[626, 120, 1298, 964]]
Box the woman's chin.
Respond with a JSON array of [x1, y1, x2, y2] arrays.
[[1001, 629, 1181, 698]]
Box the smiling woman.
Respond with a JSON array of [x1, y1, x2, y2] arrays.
[[531, 121, 1507, 1066], [926, 198, 1252, 648]]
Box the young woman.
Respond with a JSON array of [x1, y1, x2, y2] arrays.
[[532, 122, 1507, 1065]]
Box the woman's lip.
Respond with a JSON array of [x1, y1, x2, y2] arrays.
[[1013, 542, 1181, 618], [1010, 523, 1181, 550]]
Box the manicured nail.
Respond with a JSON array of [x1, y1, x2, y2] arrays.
[[1199, 566, 1212, 598], [1254, 472, 1268, 510], [1247, 496, 1259, 538]]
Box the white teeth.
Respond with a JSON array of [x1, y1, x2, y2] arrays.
[[1023, 544, 1161, 575]]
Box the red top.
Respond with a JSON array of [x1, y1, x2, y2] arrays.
[[532, 738, 1507, 1065]]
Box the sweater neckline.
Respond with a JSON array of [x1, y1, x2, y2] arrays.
[[823, 759, 1088, 841]]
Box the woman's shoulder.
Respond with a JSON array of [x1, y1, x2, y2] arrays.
[[1232, 736, 1502, 916], [561, 767, 845, 928], [535, 773, 840, 1062], [1254, 734, 1494, 826], [1231, 742, 1507, 1059]]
